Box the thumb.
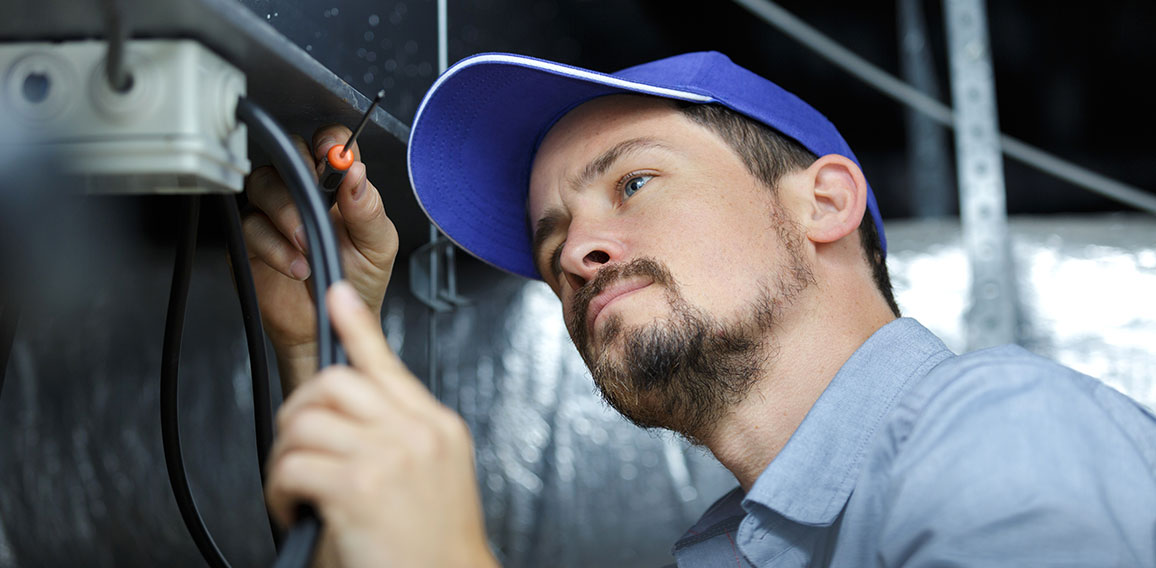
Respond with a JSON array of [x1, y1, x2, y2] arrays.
[[327, 281, 436, 406], [328, 280, 398, 373], [336, 162, 398, 271]]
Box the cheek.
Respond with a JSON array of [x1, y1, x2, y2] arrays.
[[648, 195, 782, 309]]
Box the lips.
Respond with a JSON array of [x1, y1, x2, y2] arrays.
[[586, 278, 652, 335], [566, 258, 675, 354]]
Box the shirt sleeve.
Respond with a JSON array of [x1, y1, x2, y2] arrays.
[[875, 352, 1156, 567]]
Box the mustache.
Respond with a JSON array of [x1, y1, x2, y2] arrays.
[[567, 257, 676, 352]]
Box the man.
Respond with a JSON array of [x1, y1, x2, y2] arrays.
[[248, 52, 1156, 566]]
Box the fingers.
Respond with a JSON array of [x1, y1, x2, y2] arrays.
[[327, 282, 435, 405], [312, 124, 359, 164], [265, 451, 343, 527], [328, 282, 400, 374], [267, 365, 393, 526], [312, 126, 397, 274], [242, 210, 310, 280], [290, 134, 318, 181], [277, 365, 388, 426], [245, 126, 396, 294], [244, 134, 318, 254], [271, 405, 362, 459], [245, 165, 309, 257]]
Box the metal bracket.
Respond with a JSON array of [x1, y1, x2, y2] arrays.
[[408, 233, 469, 313], [944, 0, 1019, 350], [898, 0, 954, 217]]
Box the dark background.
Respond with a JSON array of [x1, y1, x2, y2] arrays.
[[244, 0, 1156, 228]]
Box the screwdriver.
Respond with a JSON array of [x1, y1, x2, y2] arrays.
[[319, 89, 385, 194]]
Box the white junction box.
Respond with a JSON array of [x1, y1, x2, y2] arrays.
[[0, 39, 250, 194]]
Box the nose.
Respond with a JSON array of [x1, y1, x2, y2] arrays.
[[558, 220, 624, 290]]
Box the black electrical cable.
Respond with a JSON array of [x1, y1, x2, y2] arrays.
[[162, 97, 345, 568], [235, 98, 345, 369], [161, 196, 232, 568], [216, 194, 282, 548], [0, 302, 18, 398], [235, 96, 346, 568], [99, 0, 132, 92]]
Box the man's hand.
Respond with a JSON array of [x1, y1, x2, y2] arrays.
[[266, 282, 497, 568], [242, 126, 397, 391]]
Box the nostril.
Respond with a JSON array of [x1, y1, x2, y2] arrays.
[[566, 272, 587, 290], [584, 250, 610, 264]]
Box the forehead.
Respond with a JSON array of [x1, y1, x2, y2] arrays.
[[534, 94, 681, 166]]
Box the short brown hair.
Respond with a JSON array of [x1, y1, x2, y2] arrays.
[[675, 102, 900, 316]]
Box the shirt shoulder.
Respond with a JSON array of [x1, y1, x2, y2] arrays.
[[892, 344, 1156, 466], [868, 345, 1156, 565]]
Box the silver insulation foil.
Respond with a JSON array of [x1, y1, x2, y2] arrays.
[[887, 215, 1156, 408], [1, 213, 1153, 566]]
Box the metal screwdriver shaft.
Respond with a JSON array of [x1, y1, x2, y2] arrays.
[[319, 90, 385, 192]]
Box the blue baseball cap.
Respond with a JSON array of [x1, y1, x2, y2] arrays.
[[408, 51, 885, 280]]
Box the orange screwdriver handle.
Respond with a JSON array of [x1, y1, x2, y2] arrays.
[[320, 145, 355, 192]]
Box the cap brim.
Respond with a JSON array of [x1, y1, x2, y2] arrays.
[[407, 53, 711, 279]]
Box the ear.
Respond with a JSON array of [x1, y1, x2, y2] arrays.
[[799, 154, 868, 245]]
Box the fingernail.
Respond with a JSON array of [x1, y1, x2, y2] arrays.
[[290, 258, 311, 280], [351, 176, 367, 202], [294, 227, 308, 253]]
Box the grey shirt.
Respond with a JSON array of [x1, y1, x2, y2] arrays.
[[673, 318, 1156, 567]]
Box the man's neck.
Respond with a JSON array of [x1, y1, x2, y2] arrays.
[[700, 298, 896, 491]]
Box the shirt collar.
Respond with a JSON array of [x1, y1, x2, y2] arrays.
[[741, 317, 954, 526]]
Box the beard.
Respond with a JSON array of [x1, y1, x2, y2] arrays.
[[567, 243, 814, 443]]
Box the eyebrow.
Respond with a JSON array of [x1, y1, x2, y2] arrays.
[[566, 137, 670, 194]]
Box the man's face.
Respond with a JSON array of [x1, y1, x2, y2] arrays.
[[527, 95, 813, 440]]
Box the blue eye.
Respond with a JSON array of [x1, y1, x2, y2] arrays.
[[623, 174, 653, 198]]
